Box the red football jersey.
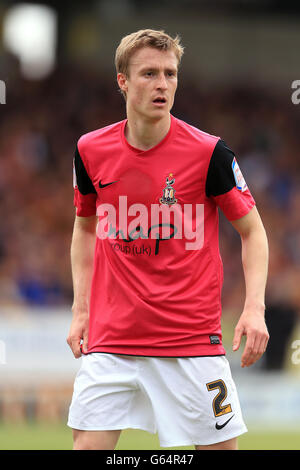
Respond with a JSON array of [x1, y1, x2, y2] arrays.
[[73, 114, 255, 356]]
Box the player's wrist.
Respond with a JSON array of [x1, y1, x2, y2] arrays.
[[71, 300, 89, 317], [243, 299, 266, 315]]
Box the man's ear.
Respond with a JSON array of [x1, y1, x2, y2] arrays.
[[117, 73, 128, 95]]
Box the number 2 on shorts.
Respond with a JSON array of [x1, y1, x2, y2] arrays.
[[206, 379, 232, 417]]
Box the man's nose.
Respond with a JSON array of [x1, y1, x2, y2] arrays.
[[156, 73, 168, 89]]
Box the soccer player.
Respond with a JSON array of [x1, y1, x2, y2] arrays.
[[67, 29, 269, 450]]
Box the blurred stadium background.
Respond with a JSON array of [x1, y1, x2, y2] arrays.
[[0, 0, 300, 450]]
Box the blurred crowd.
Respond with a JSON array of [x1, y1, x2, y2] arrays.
[[0, 53, 300, 363]]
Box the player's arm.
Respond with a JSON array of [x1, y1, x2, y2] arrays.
[[230, 206, 269, 368], [206, 139, 269, 368], [67, 143, 97, 358], [67, 215, 97, 358]]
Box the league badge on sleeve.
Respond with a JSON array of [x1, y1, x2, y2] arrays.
[[232, 157, 247, 192], [73, 159, 78, 189]]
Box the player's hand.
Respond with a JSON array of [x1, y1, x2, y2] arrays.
[[67, 310, 89, 358], [232, 309, 269, 368]]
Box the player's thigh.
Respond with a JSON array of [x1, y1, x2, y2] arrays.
[[143, 356, 246, 448], [195, 437, 238, 450], [72, 428, 122, 450]]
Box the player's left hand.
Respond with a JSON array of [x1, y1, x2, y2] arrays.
[[232, 309, 269, 367]]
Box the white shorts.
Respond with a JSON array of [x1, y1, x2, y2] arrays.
[[67, 353, 247, 447]]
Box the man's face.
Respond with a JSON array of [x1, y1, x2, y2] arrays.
[[118, 47, 178, 121]]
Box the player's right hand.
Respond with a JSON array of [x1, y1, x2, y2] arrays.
[[67, 311, 89, 358]]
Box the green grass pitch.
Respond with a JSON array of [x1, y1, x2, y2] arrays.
[[0, 423, 299, 450]]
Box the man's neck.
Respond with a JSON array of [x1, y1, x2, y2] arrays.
[[125, 112, 171, 151]]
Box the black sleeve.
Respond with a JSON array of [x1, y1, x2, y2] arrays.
[[205, 139, 236, 197], [74, 145, 96, 195]]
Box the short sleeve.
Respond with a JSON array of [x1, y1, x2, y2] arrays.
[[73, 144, 97, 217], [205, 139, 255, 221]]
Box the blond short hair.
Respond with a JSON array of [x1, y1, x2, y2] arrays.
[[115, 29, 184, 98]]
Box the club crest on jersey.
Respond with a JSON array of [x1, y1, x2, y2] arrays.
[[160, 173, 177, 205], [232, 157, 247, 192]]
